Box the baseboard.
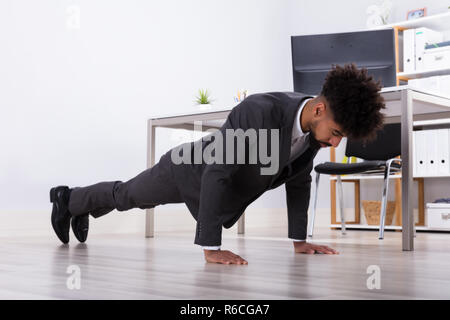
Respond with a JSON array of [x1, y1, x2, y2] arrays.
[[0, 207, 334, 238]]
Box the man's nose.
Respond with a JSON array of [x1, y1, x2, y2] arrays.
[[329, 136, 342, 148]]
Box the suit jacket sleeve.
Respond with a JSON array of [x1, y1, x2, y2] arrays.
[[285, 171, 312, 240], [194, 164, 236, 246], [194, 94, 279, 246]]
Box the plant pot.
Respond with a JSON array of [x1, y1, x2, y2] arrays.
[[197, 103, 213, 111]]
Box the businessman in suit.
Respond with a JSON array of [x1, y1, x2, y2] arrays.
[[50, 64, 385, 265]]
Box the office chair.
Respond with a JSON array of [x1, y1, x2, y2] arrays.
[[308, 123, 402, 240]]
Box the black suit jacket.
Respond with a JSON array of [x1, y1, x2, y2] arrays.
[[170, 92, 320, 246]]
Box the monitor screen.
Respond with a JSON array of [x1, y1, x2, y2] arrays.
[[291, 29, 397, 95]]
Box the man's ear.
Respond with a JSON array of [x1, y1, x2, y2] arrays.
[[313, 102, 326, 117]]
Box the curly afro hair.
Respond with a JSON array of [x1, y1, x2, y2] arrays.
[[321, 63, 385, 141]]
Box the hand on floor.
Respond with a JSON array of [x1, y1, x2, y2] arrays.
[[293, 241, 339, 254], [203, 249, 248, 265]]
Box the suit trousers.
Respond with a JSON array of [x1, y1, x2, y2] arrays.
[[68, 151, 185, 218]]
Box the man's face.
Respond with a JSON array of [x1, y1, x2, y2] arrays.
[[309, 102, 345, 148]]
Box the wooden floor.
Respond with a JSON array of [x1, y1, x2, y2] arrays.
[[1, 225, 450, 299]]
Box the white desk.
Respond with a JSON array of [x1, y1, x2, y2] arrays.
[[146, 86, 450, 251]]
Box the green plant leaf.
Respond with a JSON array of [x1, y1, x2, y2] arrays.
[[195, 88, 212, 104]]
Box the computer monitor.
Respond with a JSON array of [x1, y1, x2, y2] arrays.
[[291, 29, 397, 95]]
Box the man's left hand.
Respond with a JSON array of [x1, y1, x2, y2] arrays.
[[293, 241, 339, 254]]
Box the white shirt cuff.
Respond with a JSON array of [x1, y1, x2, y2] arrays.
[[291, 239, 306, 242], [202, 246, 221, 250]]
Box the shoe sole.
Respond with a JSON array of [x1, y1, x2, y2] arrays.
[[50, 188, 70, 244]]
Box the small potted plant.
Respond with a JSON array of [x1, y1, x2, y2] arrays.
[[194, 89, 214, 111]]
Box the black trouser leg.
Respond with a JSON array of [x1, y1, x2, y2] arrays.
[[68, 153, 184, 218]]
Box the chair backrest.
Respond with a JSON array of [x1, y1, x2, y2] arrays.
[[345, 123, 401, 161]]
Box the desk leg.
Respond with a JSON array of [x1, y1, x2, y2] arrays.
[[238, 213, 245, 234], [145, 120, 156, 238], [401, 89, 414, 251]]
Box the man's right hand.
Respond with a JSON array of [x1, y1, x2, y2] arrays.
[[203, 249, 248, 265]]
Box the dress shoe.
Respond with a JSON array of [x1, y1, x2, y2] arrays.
[[50, 186, 72, 244], [71, 214, 89, 243]]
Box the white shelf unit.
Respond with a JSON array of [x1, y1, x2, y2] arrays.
[[330, 173, 450, 180], [382, 12, 450, 32], [414, 118, 450, 126], [329, 116, 450, 232], [329, 224, 450, 232], [398, 67, 450, 80], [328, 174, 448, 232], [376, 11, 450, 81], [397, 13, 450, 80], [330, 174, 401, 181]]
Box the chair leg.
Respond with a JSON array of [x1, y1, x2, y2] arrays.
[[336, 175, 346, 235], [379, 165, 392, 240], [308, 173, 320, 238]]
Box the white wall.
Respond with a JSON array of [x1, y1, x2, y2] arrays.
[[0, 0, 292, 213], [1, 0, 450, 236]]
